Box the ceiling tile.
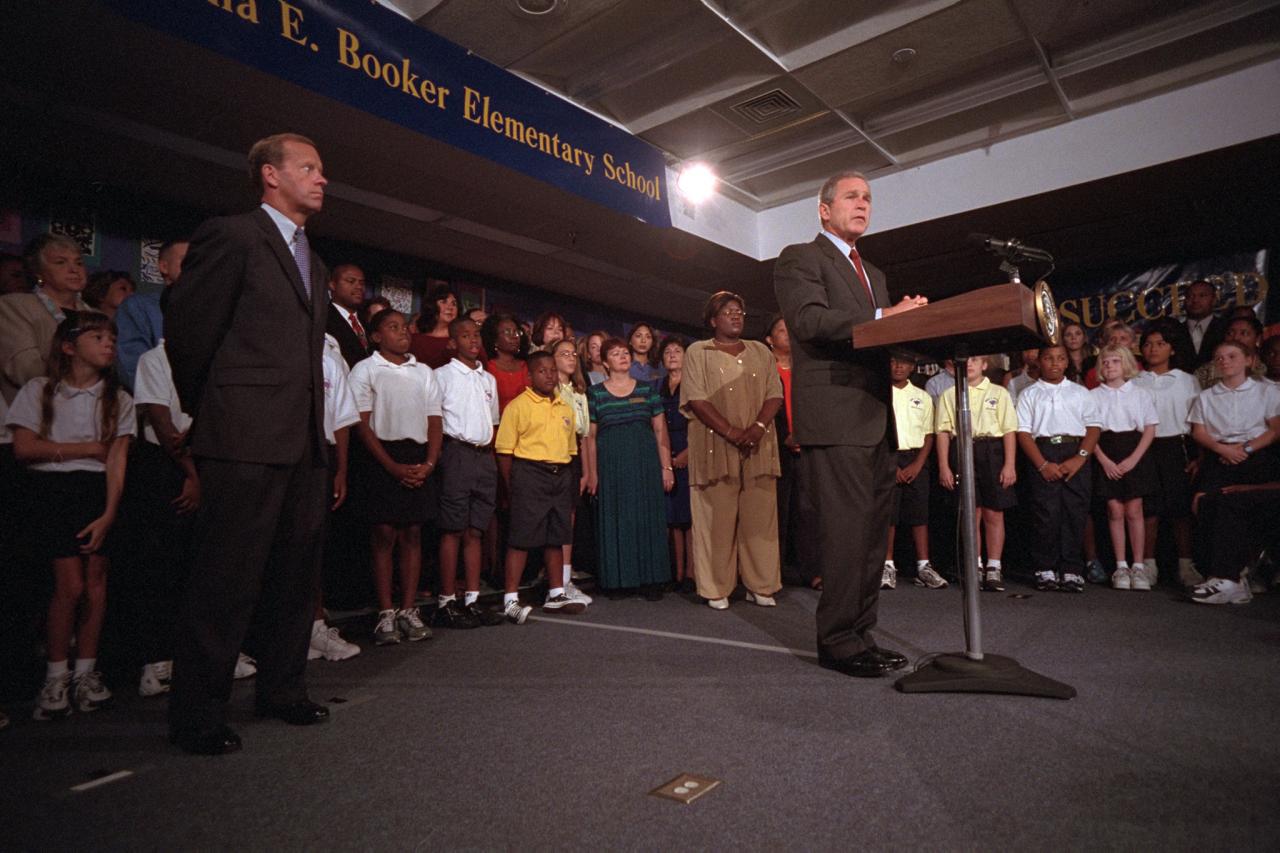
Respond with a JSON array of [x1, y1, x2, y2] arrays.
[[415, 0, 625, 68], [875, 84, 1065, 163]]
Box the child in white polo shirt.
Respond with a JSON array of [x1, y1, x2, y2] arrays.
[[7, 314, 134, 720], [348, 310, 442, 645], [1015, 344, 1102, 593]]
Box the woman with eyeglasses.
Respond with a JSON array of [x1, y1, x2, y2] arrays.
[[680, 291, 784, 610]]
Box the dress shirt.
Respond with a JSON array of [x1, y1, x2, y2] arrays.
[[1133, 369, 1199, 437], [891, 381, 933, 450], [819, 231, 883, 319], [1089, 380, 1159, 432], [1188, 378, 1280, 444], [6, 377, 135, 472], [322, 334, 360, 445], [133, 342, 193, 446], [1186, 316, 1211, 353], [925, 369, 955, 400], [115, 291, 164, 390], [347, 351, 442, 443], [1007, 371, 1035, 405], [260, 202, 302, 252], [936, 377, 1018, 438], [436, 357, 500, 445], [1016, 378, 1102, 437]]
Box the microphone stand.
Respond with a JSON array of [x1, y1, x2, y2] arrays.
[[895, 260, 1076, 699]]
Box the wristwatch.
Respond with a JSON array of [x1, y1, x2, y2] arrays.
[[1243, 442, 1254, 455], [1076, 448, 1090, 458]]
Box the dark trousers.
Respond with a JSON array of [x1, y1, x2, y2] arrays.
[[1195, 486, 1280, 581], [1028, 441, 1092, 575], [802, 442, 896, 658], [777, 445, 818, 586], [169, 447, 328, 733]]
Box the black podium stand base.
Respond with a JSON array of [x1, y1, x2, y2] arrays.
[[894, 653, 1076, 699]]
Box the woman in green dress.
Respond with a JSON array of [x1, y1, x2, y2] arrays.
[[586, 338, 674, 599]]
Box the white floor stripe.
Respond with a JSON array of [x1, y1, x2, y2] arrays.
[[70, 769, 133, 792], [527, 615, 818, 658]]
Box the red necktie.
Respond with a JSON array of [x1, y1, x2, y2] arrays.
[[848, 247, 876, 306], [349, 313, 367, 348]]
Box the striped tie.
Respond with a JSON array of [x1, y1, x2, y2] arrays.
[[293, 226, 311, 299]]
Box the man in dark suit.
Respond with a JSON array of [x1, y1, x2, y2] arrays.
[[164, 133, 332, 754], [326, 263, 369, 368], [1180, 279, 1229, 368], [773, 170, 928, 679]]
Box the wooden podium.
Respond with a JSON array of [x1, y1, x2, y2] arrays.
[[857, 281, 1074, 699]]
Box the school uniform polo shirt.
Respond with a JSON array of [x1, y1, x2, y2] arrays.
[[1188, 378, 1280, 444], [6, 377, 135, 473], [1016, 378, 1101, 437], [133, 342, 193, 447], [436, 358, 499, 446], [321, 335, 360, 445], [936, 377, 1017, 438], [1133, 369, 1199, 437], [891, 382, 933, 450], [495, 388, 577, 464], [347, 351, 442, 443], [1089, 380, 1159, 433]]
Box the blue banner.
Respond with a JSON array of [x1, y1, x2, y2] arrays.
[[1052, 251, 1269, 341], [105, 0, 671, 227]]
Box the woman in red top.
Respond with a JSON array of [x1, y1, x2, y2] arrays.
[[409, 284, 458, 368], [482, 313, 529, 413], [766, 315, 817, 589]]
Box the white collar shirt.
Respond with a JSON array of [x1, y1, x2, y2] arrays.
[[260, 202, 302, 251], [133, 342, 193, 446], [322, 334, 360, 445], [1089, 380, 1159, 433], [436, 358, 499, 445], [1015, 378, 1101, 437], [1008, 371, 1035, 405], [347, 351, 442, 443], [5, 377, 135, 472], [1188, 377, 1280, 444], [1133, 369, 1200, 437]]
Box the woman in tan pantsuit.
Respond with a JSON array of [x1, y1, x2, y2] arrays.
[[681, 291, 784, 610]]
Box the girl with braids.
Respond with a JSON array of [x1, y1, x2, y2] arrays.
[[6, 313, 135, 720]]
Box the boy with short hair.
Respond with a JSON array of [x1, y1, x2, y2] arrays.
[[1016, 344, 1102, 592], [884, 352, 945, 589], [434, 318, 504, 629], [494, 351, 584, 623], [936, 355, 1019, 591]]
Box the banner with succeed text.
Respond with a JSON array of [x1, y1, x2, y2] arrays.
[[106, 0, 671, 227]]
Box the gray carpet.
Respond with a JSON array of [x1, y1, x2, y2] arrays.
[[5, 581, 1279, 850]]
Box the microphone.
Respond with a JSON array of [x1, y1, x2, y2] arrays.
[[969, 233, 1054, 263]]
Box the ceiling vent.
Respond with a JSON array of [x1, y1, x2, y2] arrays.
[[730, 89, 802, 125]]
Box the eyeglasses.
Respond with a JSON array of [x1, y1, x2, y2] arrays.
[[718, 308, 746, 318]]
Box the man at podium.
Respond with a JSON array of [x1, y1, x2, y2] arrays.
[[773, 170, 929, 679]]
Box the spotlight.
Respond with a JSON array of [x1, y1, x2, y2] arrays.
[[676, 163, 718, 204]]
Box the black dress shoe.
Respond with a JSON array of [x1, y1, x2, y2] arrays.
[[255, 700, 329, 726], [435, 600, 479, 629], [466, 603, 506, 627], [818, 649, 895, 678], [870, 646, 909, 669], [169, 724, 242, 755]]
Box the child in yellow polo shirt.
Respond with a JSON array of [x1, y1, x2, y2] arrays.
[[495, 351, 583, 623], [936, 355, 1019, 591]]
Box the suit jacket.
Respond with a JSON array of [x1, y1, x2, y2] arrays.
[[326, 303, 369, 369], [164, 208, 328, 465], [773, 233, 892, 447], [1182, 314, 1230, 367]]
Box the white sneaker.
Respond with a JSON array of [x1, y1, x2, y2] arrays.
[[309, 623, 361, 661], [33, 672, 72, 721], [374, 609, 402, 645], [1142, 563, 1160, 587], [504, 599, 532, 625], [395, 606, 432, 641], [1130, 565, 1151, 591], [565, 581, 593, 605], [880, 563, 897, 590], [234, 653, 257, 680], [915, 563, 949, 589], [744, 591, 776, 607], [1178, 563, 1205, 588], [1190, 576, 1253, 605], [1111, 567, 1132, 590], [72, 670, 112, 713], [707, 597, 729, 610], [139, 662, 172, 697]]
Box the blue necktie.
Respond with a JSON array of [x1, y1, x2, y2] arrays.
[[293, 226, 311, 299]]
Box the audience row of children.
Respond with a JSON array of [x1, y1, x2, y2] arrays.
[[885, 319, 1279, 606]]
